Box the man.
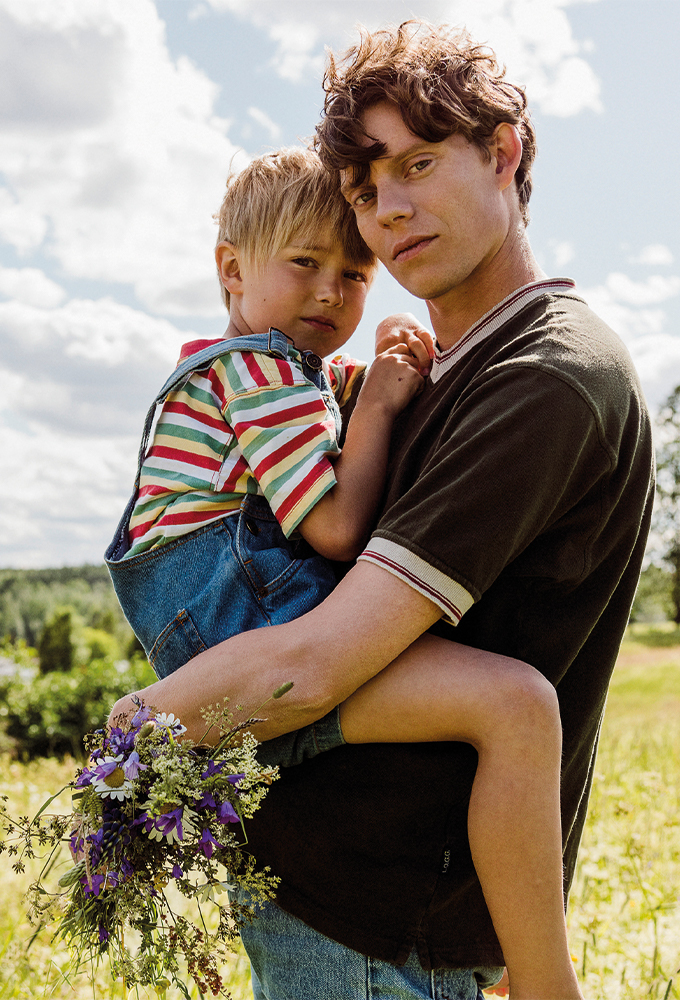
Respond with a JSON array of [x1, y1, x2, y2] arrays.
[[111, 21, 654, 999]]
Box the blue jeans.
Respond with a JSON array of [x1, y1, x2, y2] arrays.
[[240, 898, 503, 1000]]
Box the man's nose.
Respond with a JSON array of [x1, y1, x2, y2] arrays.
[[375, 182, 414, 228]]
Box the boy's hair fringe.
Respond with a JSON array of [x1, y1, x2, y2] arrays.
[[315, 20, 536, 225], [214, 146, 376, 309]]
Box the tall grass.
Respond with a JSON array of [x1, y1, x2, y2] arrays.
[[1, 630, 678, 999]]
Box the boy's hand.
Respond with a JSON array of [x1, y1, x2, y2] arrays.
[[359, 347, 424, 420], [375, 313, 435, 376]]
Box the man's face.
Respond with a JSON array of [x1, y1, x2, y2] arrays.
[[341, 102, 510, 306]]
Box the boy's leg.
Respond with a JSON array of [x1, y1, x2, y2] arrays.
[[339, 634, 583, 1000]]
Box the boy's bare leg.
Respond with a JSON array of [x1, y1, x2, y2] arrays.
[[339, 634, 583, 1000]]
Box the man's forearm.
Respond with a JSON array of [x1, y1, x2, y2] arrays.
[[109, 561, 443, 743]]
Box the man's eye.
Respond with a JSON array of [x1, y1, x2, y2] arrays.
[[408, 159, 431, 175]]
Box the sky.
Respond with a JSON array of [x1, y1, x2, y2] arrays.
[[0, 0, 679, 569]]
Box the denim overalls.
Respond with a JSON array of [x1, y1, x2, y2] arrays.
[[105, 329, 344, 765]]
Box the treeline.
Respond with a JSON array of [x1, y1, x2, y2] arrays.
[[0, 566, 153, 759], [0, 557, 675, 656], [0, 564, 133, 652]]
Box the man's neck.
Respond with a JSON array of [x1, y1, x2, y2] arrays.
[[427, 229, 545, 352]]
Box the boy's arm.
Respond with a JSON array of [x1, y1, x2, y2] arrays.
[[296, 348, 423, 561]]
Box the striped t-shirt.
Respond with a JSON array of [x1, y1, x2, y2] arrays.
[[124, 338, 366, 558]]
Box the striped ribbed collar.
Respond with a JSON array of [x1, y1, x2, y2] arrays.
[[430, 277, 578, 384]]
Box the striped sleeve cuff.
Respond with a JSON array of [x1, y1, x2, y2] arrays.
[[358, 536, 474, 625]]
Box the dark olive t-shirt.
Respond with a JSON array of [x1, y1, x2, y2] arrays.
[[244, 284, 655, 969]]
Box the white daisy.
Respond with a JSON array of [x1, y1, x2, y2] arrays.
[[154, 712, 187, 735], [91, 754, 135, 800]]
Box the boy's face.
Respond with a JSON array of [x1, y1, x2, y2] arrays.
[[234, 225, 371, 357]]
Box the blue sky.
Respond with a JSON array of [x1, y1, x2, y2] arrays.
[[0, 0, 678, 568]]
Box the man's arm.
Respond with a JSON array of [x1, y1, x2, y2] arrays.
[[108, 560, 443, 742]]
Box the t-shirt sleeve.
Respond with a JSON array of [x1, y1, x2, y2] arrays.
[[359, 365, 614, 623], [327, 354, 368, 406], [218, 350, 340, 537]]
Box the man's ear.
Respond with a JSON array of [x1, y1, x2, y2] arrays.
[[215, 241, 244, 296], [490, 123, 523, 193]]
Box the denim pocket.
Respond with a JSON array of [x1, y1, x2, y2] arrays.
[[149, 608, 208, 679]]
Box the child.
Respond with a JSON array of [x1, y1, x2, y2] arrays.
[[107, 148, 583, 999]]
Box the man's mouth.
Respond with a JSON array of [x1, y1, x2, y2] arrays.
[[392, 236, 436, 262]]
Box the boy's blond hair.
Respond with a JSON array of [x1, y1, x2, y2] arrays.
[[214, 146, 377, 309]]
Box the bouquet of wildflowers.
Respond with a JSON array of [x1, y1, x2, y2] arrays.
[[0, 690, 288, 998]]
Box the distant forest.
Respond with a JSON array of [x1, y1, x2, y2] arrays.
[[0, 565, 131, 649], [0, 559, 674, 659]]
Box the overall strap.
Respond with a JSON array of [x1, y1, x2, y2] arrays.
[[131, 329, 289, 493]]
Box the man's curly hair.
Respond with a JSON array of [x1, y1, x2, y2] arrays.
[[315, 20, 536, 225]]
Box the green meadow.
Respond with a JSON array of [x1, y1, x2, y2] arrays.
[[1, 626, 678, 1000]]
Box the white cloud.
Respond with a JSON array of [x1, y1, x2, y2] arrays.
[[0, 420, 137, 568], [603, 273, 680, 307], [202, 0, 603, 116], [247, 106, 282, 142], [0, 0, 245, 318], [579, 272, 680, 410], [0, 295, 188, 435], [630, 244, 675, 267], [0, 266, 66, 308], [549, 239, 575, 270]]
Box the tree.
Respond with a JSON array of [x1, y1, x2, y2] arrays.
[[655, 384, 680, 622], [38, 607, 75, 674]]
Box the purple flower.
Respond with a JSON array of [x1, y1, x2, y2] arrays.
[[201, 760, 225, 779], [142, 807, 189, 843], [227, 773, 245, 786], [216, 800, 240, 824], [196, 792, 216, 810], [172, 863, 183, 879], [98, 925, 110, 943], [106, 726, 136, 754], [198, 828, 221, 858], [122, 750, 147, 779], [131, 703, 153, 729], [82, 871, 119, 897], [120, 858, 134, 880], [90, 756, 124, 782]]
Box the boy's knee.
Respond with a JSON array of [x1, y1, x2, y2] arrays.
[[497, 659, 561, 736]]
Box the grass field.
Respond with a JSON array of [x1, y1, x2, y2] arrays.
[[1, 626, 678, 999]]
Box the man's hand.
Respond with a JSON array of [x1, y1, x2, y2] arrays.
[[108, 692, 143, 730], [375, 313, 434, 376]]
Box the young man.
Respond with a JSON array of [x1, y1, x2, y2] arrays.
[[110, 21, 654, 999]]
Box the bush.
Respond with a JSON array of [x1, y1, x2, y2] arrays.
[[0, 655, 156, 759], [38, 607, 75, 674]]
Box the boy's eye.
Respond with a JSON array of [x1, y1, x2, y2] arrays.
[[408, 158, 431, 175], [291, 256, 317, 267], [344, 270, 367, 283]]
